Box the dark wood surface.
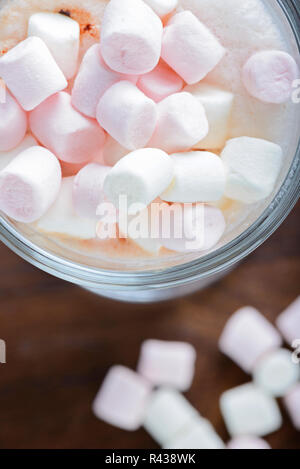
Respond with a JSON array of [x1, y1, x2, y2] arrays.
[[0, 203, 299, 450]]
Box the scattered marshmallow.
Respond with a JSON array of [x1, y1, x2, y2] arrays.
[[165, 418, 225, 449], [100, 0, 163, 75], [143, 388, 199, 446], [36, 177, 97, 239], [227, 436, 271, 450], [276, 296, 300, 345], [0, 146, 61, 223], [253, 348, 299, 398], [0, 89, 27, 152], [283, 384, 300, 430], [161, 11, 225, 84], [102, 135, 129, 167], [97, 81, 157, 151], [28, 12, 80, 79], [242, 50, 299, 104], [30, 92, 106, 164], [0, 37, 67, 111], [92, 365, 151, 431], [220, 383, 282, 437], [137, 339, 196, 391], [184, 83, 234, 150], [161, 151, 226, 203], [219, 306, 282, 373], [143, 0, 178, 18], [138, 60, 183, 102], [148, 92, 208, 153], [71, 44, 137, 118], [221, 137, 283, 204], [104, 148, 174, 214], [0, 134, 37, 172]]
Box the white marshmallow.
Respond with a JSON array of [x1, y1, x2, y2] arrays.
[[161, 151, 226, 203], [104, 148, 174, 214], [102, 135, 129, 167], [148, 92, 209, 153], [92, 365, 151, 431], [143, 388, 199, 446], [138, 60, 183, 102], [0, 89, 27, 152], [221, 137, 283, 204], [219, 306, 282, 373], [242, 50, 299, 104], [227, 436, 271, 450], [161, 11, 226, 84], [0, 146, 61, 223], [0, 37, 67, 111], [165, 418, 225, 449], [28, 12, 80, 79], [143, 0, 178, 18], [36, 177, 96, 239], [97, 81, 157, 151], [100, 0, 163, 75], [0, 135, 37, 172], [276, 296, 300, 346], [72, 44, 137, 118], [184, 84, 234, 150], [283, 384, 300, 430], [253, 348, 300, 397], [30, 92, 106, 164], [137, 339, 196, 391], [220, 383, 282, 437]]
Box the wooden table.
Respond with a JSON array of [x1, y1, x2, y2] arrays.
[[0, 203, 299, 449]]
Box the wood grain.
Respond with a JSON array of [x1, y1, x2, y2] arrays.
[[0, 203, 299, 449]]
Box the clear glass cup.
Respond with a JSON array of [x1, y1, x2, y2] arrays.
[[0, 0, 299, 303]]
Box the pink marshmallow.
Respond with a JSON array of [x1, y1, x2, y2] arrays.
[[148, 92, 208, 153], [242, 50, 299, 104], [92, 365, 152, 431], [219, 307, 282, 373], [161, 11, 226, 84], [283, 384, 300, 430], [0, 37, 67, 111], [0, 89, 27, 152], [227, 436, 271, 450], [102, 135, 129, 166], [71, 44, 137, 118], [137, 60, 183, 102], [276, 296, 300, 345], [30, 92, 106, 164], [143, 0, 178, 18], [97, 81, 157, 150], [100, 0, 163, 75], [0, 146, 61, 223], [73, 163, 111, 219]]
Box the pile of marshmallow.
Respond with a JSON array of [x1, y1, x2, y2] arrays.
[[0, 0, 298, 253], [92, 297, 300, 449]]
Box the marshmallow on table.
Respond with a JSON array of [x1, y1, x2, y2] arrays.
[[165, 418, 225, 450], [220, 383, 282, 437], [161, 151, 226, 203], [276, 296, 300, 346], [36, 177, 97, 239], [0, 89, 27, 152], [92, 365, 151, 431], [30, 92, 106, 164], [148, 93, 209, 153], [100, 0, 163, 75], [253, 348, 300, 397], [0, 146, 61, 223], [283, 384, 300, 431], [102, 135, 129, 167], [0, 37, 67, 111], [0, 134, 37, 172], [72, 44, 137, 118], [143, 0, 178, 18], [97, 81, 157, 151], [159, 203, 225, 253], [143, 388, 199, 446], [219, 306, 282, 373], [138, 60, 183, 102], [28, 12, 80, 80], [242, 50, 299, 104], [161, 11, 226, 84], [221, 137, 283, 204], [227, 436, 271, 450], [137, 340, 196, 391], [184, 84, 234, 150], [104, 148, 174, 214]]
